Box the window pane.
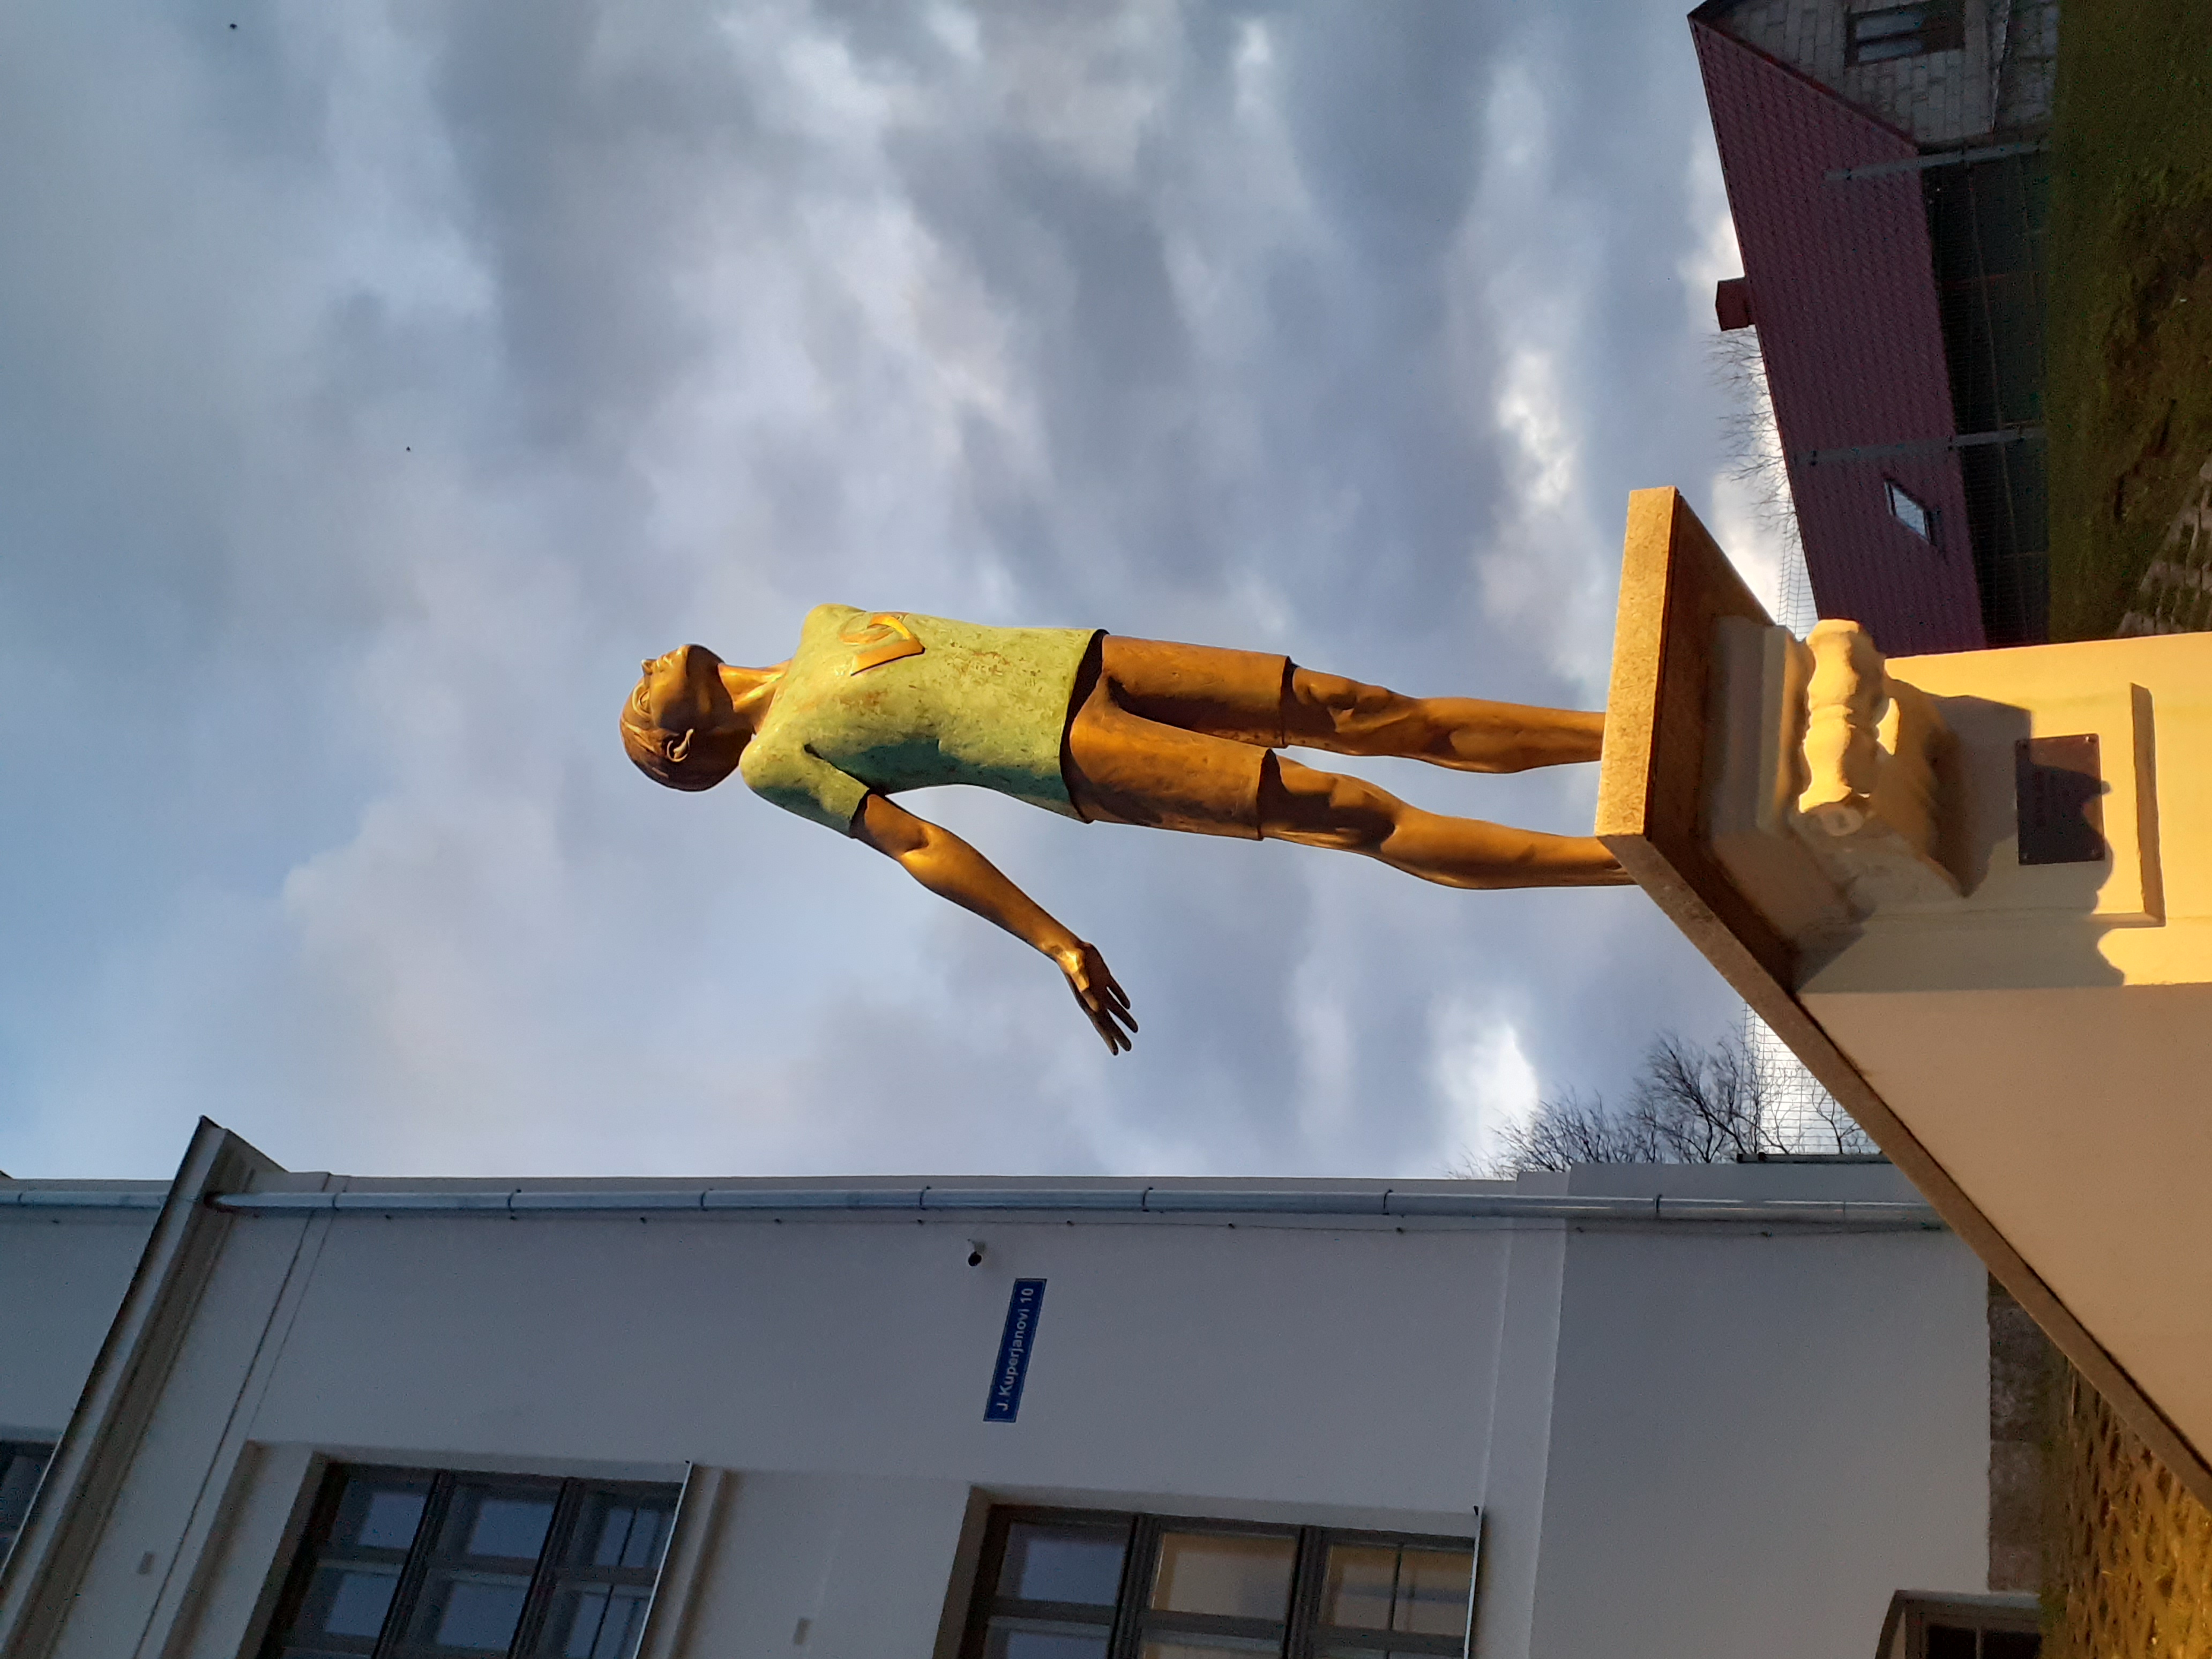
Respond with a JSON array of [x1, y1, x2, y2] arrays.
[[356, 1491, 428, 1552], [1984, 1633, 2039, 1659], [1393, 1549, 1472, 1636], [307, 1565, 401, 1639], [263, 1470, 432, 1657], [1322, 1546, 1398, 1630], [524, 1482, 685, 1658], [984, 1618, 1114, 1658], [333, 1473, 433, 1557], [452, 1491, 556, 1561], [1926, 1625, 1978, 1659], [1139, 1641, 1283, 1657], [413, 1568, 534, 1651], [564, 1492, 674, 1574], [1854, 8, 1927, 39], [548, 1585, 652, 1659], [1887, 481, 1932, 538], [0, 1444, 54, 1562], [1001, 1522, 1128, 1606], [1150, 1532, 1295, 1619]]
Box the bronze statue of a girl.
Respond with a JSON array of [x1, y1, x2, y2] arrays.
[[623, 607, 1627, 1052]]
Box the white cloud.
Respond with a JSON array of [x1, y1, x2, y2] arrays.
[[1429, 997, 1540, 1176], [0, 0, 1746, 1181], [1452, 53, 1616, 699]]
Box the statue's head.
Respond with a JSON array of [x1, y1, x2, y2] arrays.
[[621, 645, 748, 791]]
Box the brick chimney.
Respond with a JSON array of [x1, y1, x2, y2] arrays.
[[1715, 276, 1755, 331]]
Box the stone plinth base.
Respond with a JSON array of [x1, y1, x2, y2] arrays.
[[1598, 486, 2212, 1512]]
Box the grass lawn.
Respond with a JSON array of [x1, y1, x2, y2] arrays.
[[2044, 0, 2212, 639]]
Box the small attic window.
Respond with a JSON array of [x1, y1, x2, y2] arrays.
[[1848, 0, 1964, 64], [1886, 479, 1935, 541]]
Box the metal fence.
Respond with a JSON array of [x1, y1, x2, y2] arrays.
[[1740, 1007, 1866, 1153], [1924, 150, 2053, 645]]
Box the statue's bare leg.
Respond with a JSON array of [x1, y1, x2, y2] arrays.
[[1282, 669, 1605, 773], [1259, 755, 1631, 888]]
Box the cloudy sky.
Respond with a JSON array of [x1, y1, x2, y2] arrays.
[[0, 0, 1793, 1182]]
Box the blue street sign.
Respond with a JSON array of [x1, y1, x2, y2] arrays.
[[984, 1279, 1047, 1423]]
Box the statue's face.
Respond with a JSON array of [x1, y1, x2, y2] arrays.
[[627, 644, 734, 746]]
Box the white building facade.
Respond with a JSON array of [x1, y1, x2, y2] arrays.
[[1, 1123, 1997, 1659]]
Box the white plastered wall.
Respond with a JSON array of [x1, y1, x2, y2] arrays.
[[1, 1160, 1986, 1659], [0, 1207, 156, 1440]]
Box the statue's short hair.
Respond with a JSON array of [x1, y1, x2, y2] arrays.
[[619, 707, 744, 792]]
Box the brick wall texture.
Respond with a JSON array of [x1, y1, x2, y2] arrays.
[[2046, 1365, 2212, 1658]]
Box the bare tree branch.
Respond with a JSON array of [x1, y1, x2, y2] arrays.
[[1476, 1029, 1875, 1176]]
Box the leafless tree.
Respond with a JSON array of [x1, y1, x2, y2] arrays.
[[1707, 326, 1802, 555], [1474, 1029, 1876, 1176]]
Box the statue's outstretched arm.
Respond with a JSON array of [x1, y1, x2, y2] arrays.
[[850, 793, 1137, 1054]]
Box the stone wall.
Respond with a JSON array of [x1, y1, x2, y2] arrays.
[[1990, 1279, 2051, 1590]]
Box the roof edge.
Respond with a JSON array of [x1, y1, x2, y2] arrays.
[[1690, 10, 1922, 151]]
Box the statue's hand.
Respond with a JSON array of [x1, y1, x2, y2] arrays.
[[1053, 940, 1137, 1055]]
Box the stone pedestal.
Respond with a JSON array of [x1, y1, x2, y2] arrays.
[[1598, 487, 2212, 1511]]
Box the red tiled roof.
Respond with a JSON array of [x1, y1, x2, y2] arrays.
[[1692, 9, 1986, 653]]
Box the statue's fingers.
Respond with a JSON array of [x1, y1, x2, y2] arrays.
[[1094, 996, 1131, 1051], [1072, 981, 1123, 1052], [1087, 959, 1132, 1014]]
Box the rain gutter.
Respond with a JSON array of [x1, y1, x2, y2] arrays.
[[185, 1185, 1943, 1229]]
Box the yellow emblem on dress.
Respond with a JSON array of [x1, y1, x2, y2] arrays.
[[840, 612, 925, 674]]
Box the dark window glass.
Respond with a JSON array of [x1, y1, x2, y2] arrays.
[[1887, 479, 1937, 542], [974, 1515, 1129, 1659], [962, 1509, 1474, 1659], [360, 1491, 430, 1551], [985, 1625, 1114, 1658], [528, 1486, 677, 1659], [1150, 1531, 1295, 1619], [0, 1441, 55, 1564], [260, 1466, 679, 1659], [1983, 1633, 2040, 1659], [1847, 0, 1963, 63], [1002, 1521, 1129, 1606], [1926, 1625, 1979, 1659], [273, 1470, 434, 1658], [1316, 1542, 1473, 1647]]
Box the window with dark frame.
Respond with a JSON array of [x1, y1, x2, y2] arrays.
[[1891, 1593, 2041, 1659], [1923, 1627, 2041, 1659], [959, 1505, 1477, 1659], [0, 1440, 55, 1564], [257, 1464, 680, 1659], [1887, 478, 1938, 543], [1847, 0, 1966, 64]]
